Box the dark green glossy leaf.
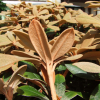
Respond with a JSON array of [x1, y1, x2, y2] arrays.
[[23, 72, 41, 80], [18, 61, 37, 73], [3, 71, 12, 82], [62, 91, 83, 100], [65, 64, 100, 80], [19, 73, 47, 86], [17, 85, 49, 100], [90, 84, 100, 100], [56, 65, 67, 71], [21, 61, 34, 66]]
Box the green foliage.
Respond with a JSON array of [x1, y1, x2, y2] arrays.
[[0, 0, 7, 12], [65, 64, 100, 80], [17, 85, 49, 100], [55, 74, 66, 98], [90, 84, 100, 100]]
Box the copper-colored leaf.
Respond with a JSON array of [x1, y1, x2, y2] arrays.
[[77, 43, 100, 54], [53, 54, 83, 67], [75, 29, 99, 49], [32, 5, 38, 16], [38, 9, 49, 16], [80, 51, 100, 60], [13, 30, 35, 51], [51, 28, 75, 60], [1, 45, 11, 53], [80, 34, 95, 48], [12, 62, 18, 72], [47, 25, 60, 31], [68, 47, 77, 53], [14, 41, 24, 48], [41, 65, 49, 85], [63, 12, 71, 20], [76, 14, 100, 25], [66, 54, 83, 60], [6, 31, 15, 42], [29, 19, 52, 63], [11, 50, 40, 59], [0, 54, 34, 72], [73, 62, 100, 73], [39, 14, 53, 20], [0, 35, 12, 47], [7, 65, 27, 88]]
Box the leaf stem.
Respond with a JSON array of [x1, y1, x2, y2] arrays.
[[47, 63, 57, 100]]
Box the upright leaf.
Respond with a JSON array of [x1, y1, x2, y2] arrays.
[[51, 28, 74, 60], [32, 5, 38, 16], [29, 19, 52, 63]]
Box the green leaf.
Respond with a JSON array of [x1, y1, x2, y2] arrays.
[[3, 71, 12, 82], [21, 61, 34, 66], [19, 73, 48, 95], [23, 72, 41, 80], [55, 74, 65, 84], [19, 61, 37, 73], [65, 64, 100, 80], [90, 84, 100, 100], [56, 65, 67, 71], [17, 85, 49, 100], [55, 74, 66, 97], [62, 91, 83, 100]]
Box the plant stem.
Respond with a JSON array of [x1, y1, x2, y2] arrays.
[[47, 63, 57, 100]]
